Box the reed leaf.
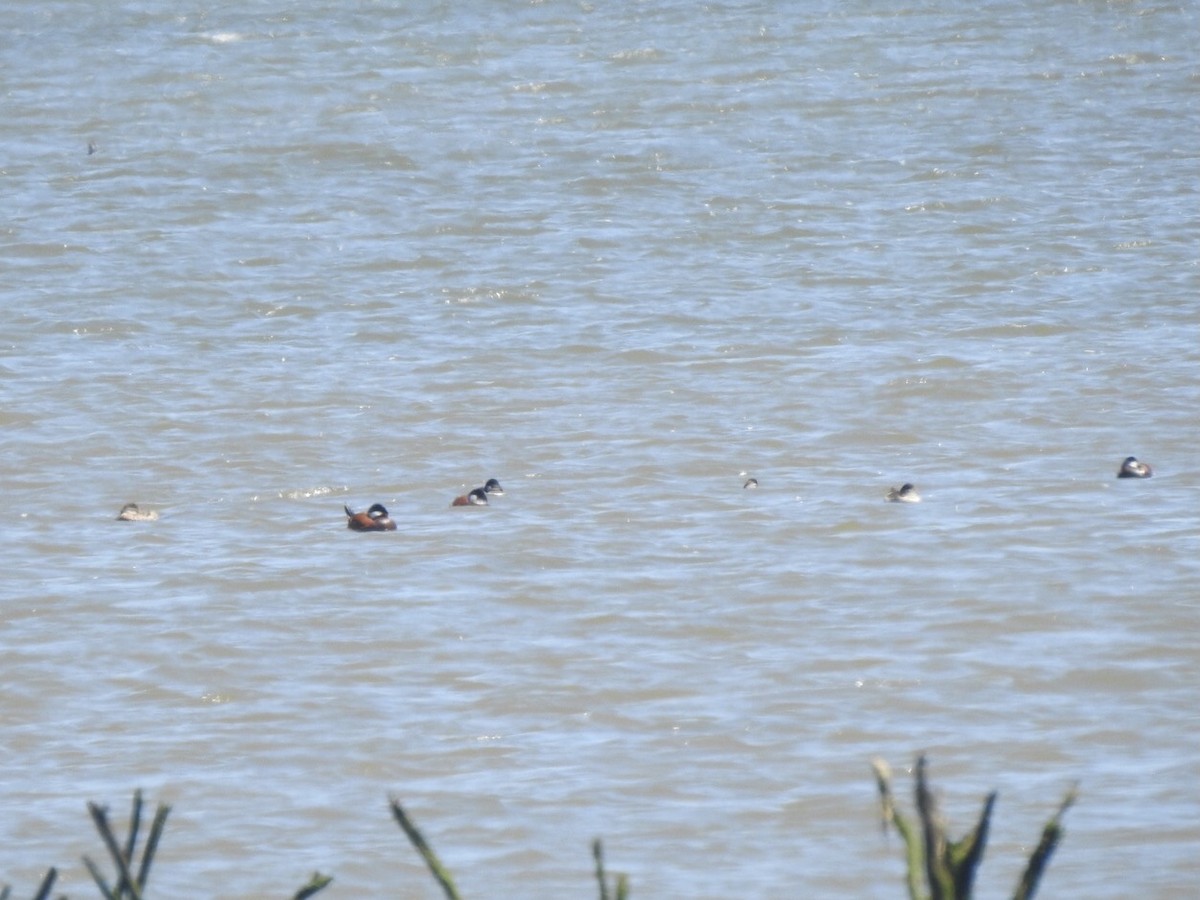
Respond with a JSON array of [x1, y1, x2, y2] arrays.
[[389, 797, 462, 900]]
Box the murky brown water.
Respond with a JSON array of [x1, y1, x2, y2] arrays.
[[3, 2, 1197, 896]]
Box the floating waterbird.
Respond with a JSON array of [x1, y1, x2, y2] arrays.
[[451, 487, 490, 507], [885, 483, 921, 503], [1117, 456, 1152, 479], [345, 503, 396, 531]]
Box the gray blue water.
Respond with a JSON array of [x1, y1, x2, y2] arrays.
[[2, 2, 1198, 896]]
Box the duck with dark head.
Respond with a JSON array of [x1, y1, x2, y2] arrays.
[[453, 476, 505, 506], [345, 503, 396, 531], [885, 483, 921, 503], [1117, 456, 1152, 479], [451, 487, 489, 507]]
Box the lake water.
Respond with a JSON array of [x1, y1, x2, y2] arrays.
[[2, 1, 1198, 896]]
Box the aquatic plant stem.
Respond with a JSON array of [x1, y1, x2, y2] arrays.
[[593, 839, 610, 900], [874, 755, 1073, 900], [871, 757, 924, 900], [136, 801, 171, 894], [87, 802, 141, 900], [32, 868, 58, 900], [293, 871, 334, 898], [119, 792, 142, 897], [1013, 785, 1078, 900], [389, 797, 462, 900]]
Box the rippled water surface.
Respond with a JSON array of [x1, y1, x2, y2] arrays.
[[2, 1, 1198, 896]]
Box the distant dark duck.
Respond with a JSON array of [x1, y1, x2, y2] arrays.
[[1117, 456, 1152, 479], [452, 487, 489, 507], [886, 483, 921, 503], [345, 503, 396, 531], [116, 503, 159, 521], [743, 478, 758, 489], [483, 478, 505, 495]]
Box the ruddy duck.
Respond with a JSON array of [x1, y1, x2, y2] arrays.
[[1117, 456, 1152, 479], [483, 478, 505, 496], [345, 503, 396, 531], [886, 483, 921, 503], [451, 487, 489, 507], [116, 503, 159, 521], [743, 478, 758, 489]]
